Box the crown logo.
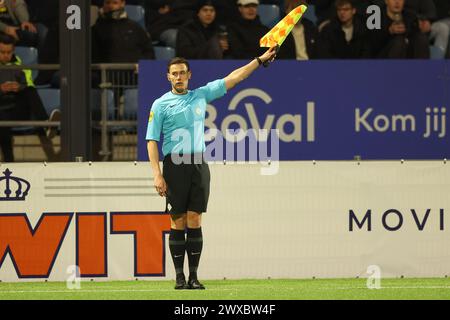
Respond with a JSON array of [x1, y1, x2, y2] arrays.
[[0, 169, 31, 201]]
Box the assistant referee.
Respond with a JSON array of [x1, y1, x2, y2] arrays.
[[146, 46, 277, 290]]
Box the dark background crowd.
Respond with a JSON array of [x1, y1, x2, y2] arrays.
[[11, 0, 450, 70]]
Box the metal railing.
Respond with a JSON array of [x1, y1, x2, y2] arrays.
[[93, 63, 138, 160], [0, 63, 139, 162]]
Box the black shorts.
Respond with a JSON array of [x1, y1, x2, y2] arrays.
[[163, 153, 211, 215]]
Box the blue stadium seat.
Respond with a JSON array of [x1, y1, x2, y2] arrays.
[[303, 4, 318, 25], [430, 45, 445, 60], [37, 89, 60, 115], [124, 89, 138, 120], [154, 46, 176, 60], [259, 4, 280, 28], [91, 89, 116, 121], [125, 5, 146, 29], [15, 46, 38, 65]]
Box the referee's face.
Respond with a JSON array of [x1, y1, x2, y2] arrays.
[[167, 63, 191, 94]]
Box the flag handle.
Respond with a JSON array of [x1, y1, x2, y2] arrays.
[[262, 45, 280, 68]]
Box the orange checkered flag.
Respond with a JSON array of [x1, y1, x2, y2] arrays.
[[260, 4, 308, 48]]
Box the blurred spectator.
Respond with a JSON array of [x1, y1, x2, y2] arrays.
[[317, 0, 370, 58], [430, 0, 450, 56], [311, 0, 335, 26], [147, 0, 197, 48], [309, 0, 371, 30], [227, 0, 269, 59], [0, 34, 59, 162], [405, 0, 436, 53], [92, 0, 154, 63], [26, 0, 58, 26], [369, 0, 429, 58], [25, 0, 59, 86], [277, 0, 319, 59], [405, 0, 436, 25], [176, 0, 229, 59], [0, 0, 38, 47], [92, 0, 144, 6], [260, 0, 285, 4]]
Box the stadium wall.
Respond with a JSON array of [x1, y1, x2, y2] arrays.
[[138, 60, 450, 161], [1, 161, 449, 282]]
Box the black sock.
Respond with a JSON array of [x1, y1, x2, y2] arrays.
[[186, 227, 203, 281], [169, 229, 186, 279]]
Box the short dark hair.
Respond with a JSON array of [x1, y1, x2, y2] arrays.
[[196, 0, 216, 12], [0, 34, 16, 46], [167, 57, 190, 73], [335, 0, 354, 8]]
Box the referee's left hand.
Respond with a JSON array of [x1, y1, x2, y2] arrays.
[[259, 46, 277, 65], [154, 174, 168, 197]]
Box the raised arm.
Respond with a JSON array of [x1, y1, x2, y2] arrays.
[[224, 46, 277, 91]]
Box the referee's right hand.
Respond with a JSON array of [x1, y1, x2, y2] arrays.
[[154, 174, 168, 197]]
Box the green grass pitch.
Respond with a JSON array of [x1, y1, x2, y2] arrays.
[[0, 278, 449, 300]]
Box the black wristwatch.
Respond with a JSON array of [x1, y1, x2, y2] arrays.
[[256, 56, 270, 68]]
